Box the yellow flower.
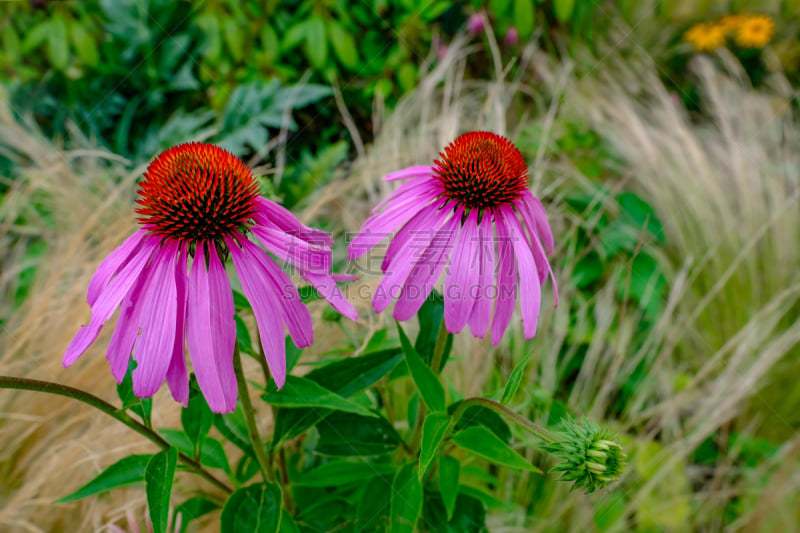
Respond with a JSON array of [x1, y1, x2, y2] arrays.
[[718, 14, 745, 36], [735, 14, 775, 48], [683, 22, 726, 52]]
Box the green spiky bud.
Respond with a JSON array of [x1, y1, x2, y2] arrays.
[[542, 417, 626, 493]]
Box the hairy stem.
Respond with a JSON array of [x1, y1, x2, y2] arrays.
[[451, 397, 559, 444], [0, 375, 232, 494]]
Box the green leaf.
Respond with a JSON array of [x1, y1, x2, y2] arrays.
[[397, 323, 445, 412], [262, 375, 377, 418], [260, 23, 280, 66], [554, 0, 576, 23], [200, 437, 231, 474], [438, 456, 460, 521], [56, 455, 152, 503], [571, 252, 603, 288], [513, 0, 535, 39], [182, 378, 214, 455], [390, 463, 423, 533], [489, 0, 512, 15], [117, 360, 152, 426], [316, 412, 402, 456], [422, 491, 487, 533], [278, 512, 301, 533], [233, 290, 252, 311], [419, 413, 451, 479], [501, 351, 533, 404], [396, 62, 417, 93], [281, 21, 307, 53], [304, 16, 328, 69], [414, 291, 452, 368], [145, 447, 178, 533], [327, 19, 358, 70], [294, 461, 395, 487], [220, 483, 282, 533], [69, 20, 99, 67], [176, 497, 220, 531], [356, 475, 392, 531], [449, 402, 512, 443], [272, 348, 402, 443], [452, 426, 541, 472], [214, 405, 253, 455], [617, 192, 665, 243], [158, 429, 194, 457], [21, 20, 50, 53], [222, 17, 244, 61]]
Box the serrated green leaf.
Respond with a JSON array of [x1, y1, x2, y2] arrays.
[[327, 19, 358, 70], [304, 16, 327, 69], [438, 455, 460, 521], [452, 426, 541, 472], [501, 351, 533, 404], [397, 323, 445, 412], [220, 483, 282, 533], [262, 375, 377, 418], [294, 461, 395, 486], [56, 455, 152, 503], [390, 463, 422, 533], [145, 447, 178, 533], [419, 413, 451, 479], [514, 0, 535, 39]]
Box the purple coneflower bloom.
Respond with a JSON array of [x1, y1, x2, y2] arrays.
[[64, 143, 356, 413], [348, 132, 557, 345]]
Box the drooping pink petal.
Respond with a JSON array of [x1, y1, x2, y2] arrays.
[[372, 174, 439, 213], [519, 190, 554, 252], [238, 237, 313, 348], [132, 241, 179, 398], [226, 236, 287, 389], [252, 196, 333, 246], [348, 186, 442, 261], [332, 273, 358, 283], [373, 203, 447, 314], [187, 242, 232, 413], [87, 230, 147, 306], [467, 212, 495, 338], [443, 210, 480, 334], [491, 211, 518, 345], [393, 207, 460, 321], [502, 205, 541, 339], [166, 243, 190, 407], [302, 271, 359, 322], [106, 271, 148, 383], [514, 196, 559, 306], [384, 165, 433, 182], [64, 236, 160, 367], [252, 225, 331, 275], [206, 243, 238, 412], [381, 199, 447, 272]]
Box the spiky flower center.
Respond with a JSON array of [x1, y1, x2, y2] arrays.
[[136, 143, 259, 243], [433, 132, 528, 210]]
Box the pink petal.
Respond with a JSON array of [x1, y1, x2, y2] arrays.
[[519, 190, 554, 252], [491, 211, 518, 345], [302, 271, 359, 322], [372, 203, 446, 314], [372, 174, 439, 214], [106, 271, 148, 383], [393, 207, 460, 321], [252, 225, 331, 275], [443, 210, 480, 334], [64, 236, 159, 367], [252, 197, 333, 246], [384, 165, 433, 182], [227, 236, 287, 388], [467, 212, 495, 338], [332, 273, 358, 282], [87, 230, 147, 306], [514, 197, 559, 307], [206, 243, 238, 412], [502, 205, 541, 339], [187, 243, 233, 413], [348, 186, 441, 261], [166, 243, 190, 407], [239, 237, 314, 347], [132, 241, 180, 398]]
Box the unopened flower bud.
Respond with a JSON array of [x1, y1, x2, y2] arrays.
[[504, 26, 519, 45], [467, 13, 486, 34]]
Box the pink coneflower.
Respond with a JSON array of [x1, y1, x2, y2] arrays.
[[64, 143, 356, 413], [348, 132, 557, 345]]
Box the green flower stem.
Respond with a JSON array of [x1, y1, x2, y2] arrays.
[[429, 318, 449, 374], [451, 397, 560, 445], [0, 375, 232, 494], [232, 345, 275, 484]]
